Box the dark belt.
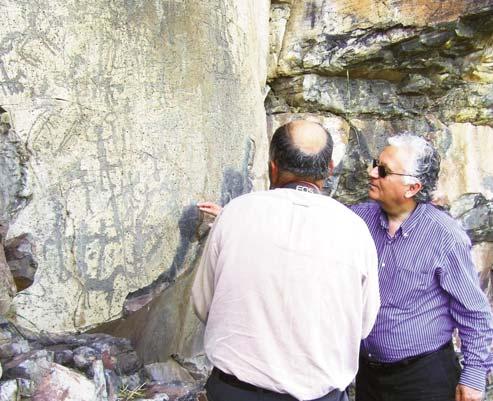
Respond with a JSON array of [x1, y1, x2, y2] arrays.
[[213, 367, 343, 401], [361, 341, 453, 370], [213, 367, 278, 394]]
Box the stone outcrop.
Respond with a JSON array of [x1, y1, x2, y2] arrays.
[[0, 0, 270, 333], [267, 1, 493, 310], [451, 193, 493, 243]]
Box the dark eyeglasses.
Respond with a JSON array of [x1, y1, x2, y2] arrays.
[[372, 159, 418, 178]]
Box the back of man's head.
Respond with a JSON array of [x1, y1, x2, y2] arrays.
[[269, 120, 333, 181]]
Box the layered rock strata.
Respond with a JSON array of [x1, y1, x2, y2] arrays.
[[267, 0, 493, 282]]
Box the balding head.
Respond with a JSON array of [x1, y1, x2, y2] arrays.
[[288, 120, 329, 154], [269, 120, 333, 182]]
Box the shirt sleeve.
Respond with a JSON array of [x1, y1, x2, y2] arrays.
[[360, 227, 381, 339], [440, 241, 493, 391], [191, 218, 220, 323]]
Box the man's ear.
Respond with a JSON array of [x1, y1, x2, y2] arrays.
[[328, 160, 334, 177], [269, 160, 279, 188], [405, 181, 423, 199]]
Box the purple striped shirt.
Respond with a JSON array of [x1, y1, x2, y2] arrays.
[[351, 201, 493, 391]]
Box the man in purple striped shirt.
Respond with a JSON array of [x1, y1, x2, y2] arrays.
[[352, 134, 493, 401]]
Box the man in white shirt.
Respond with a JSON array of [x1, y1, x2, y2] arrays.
[[192, 120, 380, 401]]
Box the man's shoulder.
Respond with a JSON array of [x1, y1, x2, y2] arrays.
[[421, 203, 470, 244]]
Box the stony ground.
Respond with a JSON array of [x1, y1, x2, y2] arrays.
[[0, 317, 207, 401]]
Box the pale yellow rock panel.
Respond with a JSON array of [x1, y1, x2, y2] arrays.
[[1, 0, 270, 332], [437, 123, 493, 203]]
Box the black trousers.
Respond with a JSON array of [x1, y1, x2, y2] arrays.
[[206, 367, 349, 401], [355, 345, 461, 401]]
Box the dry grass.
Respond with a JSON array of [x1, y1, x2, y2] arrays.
[[117, 382, 147, 401]]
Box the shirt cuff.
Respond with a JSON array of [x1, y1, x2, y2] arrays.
[[459, 366, 487, 391]]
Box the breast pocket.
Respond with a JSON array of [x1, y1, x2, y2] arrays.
[[388, 267, 432, 310]]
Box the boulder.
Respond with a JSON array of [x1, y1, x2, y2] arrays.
[[0, 326, 30, 361], [4, 234, 37, 291], [0, 245, 15, 316], [32, 363, 98, 401], [0, 380, 18, 401], [2, 350, 53, 381], [457, 203, 493, 243], [145, 360, 195, 383]]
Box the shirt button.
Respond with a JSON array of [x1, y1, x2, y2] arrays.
[[403, 233, 409, 237], [381, 263, 385, 267], [368, 353, 372, 358]]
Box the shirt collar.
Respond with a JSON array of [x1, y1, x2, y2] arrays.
[[379, 203, 427, 237]]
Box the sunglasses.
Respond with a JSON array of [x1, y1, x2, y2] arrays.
[[372, 159, 418, 179]]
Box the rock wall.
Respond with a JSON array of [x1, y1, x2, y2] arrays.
[[267, 0, 493, 283], [0, 0, 270, 333], [1, 1, 493, 395]]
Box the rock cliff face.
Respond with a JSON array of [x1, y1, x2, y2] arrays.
[[0, 0, 270, 334], [267, 0, 493, 279], [1, 0, 493, 398]]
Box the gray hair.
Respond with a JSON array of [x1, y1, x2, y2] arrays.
[[387, 134, 441, 203]]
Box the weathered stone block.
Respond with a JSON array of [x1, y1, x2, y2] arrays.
[[32, 363, 98, 401], [4, 234, 36, 291], [2, 350, 53, 381], [0, 380, 18, 401], [437, 124, 493, 202], [144, 360, 194, 383]]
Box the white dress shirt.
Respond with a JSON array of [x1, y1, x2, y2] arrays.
[[193, 188, 380, 400]]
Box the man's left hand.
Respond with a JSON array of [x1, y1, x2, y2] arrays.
[[456, 384, 483, 401]]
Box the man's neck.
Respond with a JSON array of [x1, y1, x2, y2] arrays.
[[273, 173, 323, 190], [382, 201, 417, 236]]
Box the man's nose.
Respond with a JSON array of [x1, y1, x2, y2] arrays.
[[369, 165, 379, 179]]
